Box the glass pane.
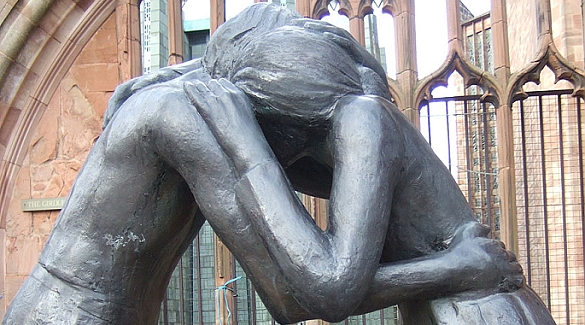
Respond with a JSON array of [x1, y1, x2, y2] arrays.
[[486, 28, 493, 73], [460, 0, 490, 16], [183, 0, 211, 32], [364, 5, 396, 78], [140, 0, 152, 74], [475, 30, 484, 70], [158, 222, 217, 325], [183, 0, 210, 21]]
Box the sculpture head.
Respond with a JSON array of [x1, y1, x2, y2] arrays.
[[203, 3, 301, 79], [229, 25, 365, 125], [204, 3, 391, 126]]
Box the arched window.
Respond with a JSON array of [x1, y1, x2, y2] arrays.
[[320, 0, 350, 31], [363, 3, 396, 78]]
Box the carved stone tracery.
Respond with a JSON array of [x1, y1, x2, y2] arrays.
[[415, 47, 502, 108], [508, 33, 585, 104]]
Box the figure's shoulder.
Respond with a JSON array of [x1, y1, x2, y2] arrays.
[[333, 95, 410, 135]]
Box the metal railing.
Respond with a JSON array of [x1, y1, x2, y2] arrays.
[[419, 94, 500, 238], [513, 89, 585, 325]]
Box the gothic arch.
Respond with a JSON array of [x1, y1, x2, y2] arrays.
[[415, 48, 503, 109], [504, 0, 585, 105], [358, 0, 395, 17], [312, 0, 353, 19], [507, 34, 585, 104]]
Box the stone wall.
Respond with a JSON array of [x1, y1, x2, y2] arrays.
[[507, 0, 538, 75], [3, 12, 117, 312], [552, 0, 584, 67], [508, 0, 583, 90]]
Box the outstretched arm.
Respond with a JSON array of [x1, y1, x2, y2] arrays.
[[234, 95, 398, 320], [353, 222, 523, 314]]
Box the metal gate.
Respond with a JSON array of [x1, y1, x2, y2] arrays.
[[419, 94, 500, 238], [513, 89, 585, 325], [421, 90, 585, 324]]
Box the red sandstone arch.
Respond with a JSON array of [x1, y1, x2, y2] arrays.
[[0, 1, 143, 315], [0, 0, 142, 230]]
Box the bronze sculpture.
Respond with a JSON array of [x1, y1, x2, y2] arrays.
[[4, 4, 556, 324]]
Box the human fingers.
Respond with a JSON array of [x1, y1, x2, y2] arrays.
[[205, 79, 250, 113], [131, 69, 179, 92], [104, 78, 139, 129], [131, 74, 159, 92], [498, 273, 524, 292], [451, 222, 491, 247], [511, 260, 523, 274], [300, 20, 354, 40], [186, 80, 247, 130], [217, 78, 241, 94], [184, 80, 213, 113], [184, 80, 234, 144], [483, 238, 509, 256], [217, 79, 253, 110], [323, 31, 355, 52], [183, 67, 212, 84], [292, 19, 360, 56], [473, 223, 492, 238], [290, 18, 313, 27], [206, 79, 223, 94]]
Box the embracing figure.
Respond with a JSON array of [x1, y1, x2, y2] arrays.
[[4, 4, 555, 324]]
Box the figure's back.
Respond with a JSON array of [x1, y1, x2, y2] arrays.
[[4, 84, 201, 325]]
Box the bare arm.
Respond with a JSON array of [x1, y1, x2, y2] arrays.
[[231, 95, 397, 320], [353, 222, 523, 314], [185, 80, 522, 321]]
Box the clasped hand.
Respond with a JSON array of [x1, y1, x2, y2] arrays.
[[448, 222, 524, 293]]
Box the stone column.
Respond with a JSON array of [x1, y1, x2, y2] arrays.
[[210, 0, 225, 35], [491, 0, 517, 253], [394, 0, 419, 126], [0, 228, 5, 320], [214, 237, 237, 325], [116, 0, 142, 81], [445, 0, 463, 50], [167, 0, 184, 65], [296, 0, 312, 17], [349, 15, 366, 46]]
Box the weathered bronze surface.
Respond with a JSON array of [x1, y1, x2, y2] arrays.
[[4, 4, 556, 324]]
